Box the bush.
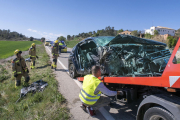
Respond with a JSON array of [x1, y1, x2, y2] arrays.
[[145, 33, 152, 39], [167, 36, 177, 48]]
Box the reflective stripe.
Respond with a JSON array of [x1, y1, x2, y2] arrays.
[[17, 72, 21, 74], [31, 56, 36, 57], [15, 60, 19, 63], [13, 71, 16, 73], [81, 89, 101, 98], [80, 92, 98, 102]]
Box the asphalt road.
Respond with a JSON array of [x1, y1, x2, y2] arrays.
[[45, 46, 138, 120]]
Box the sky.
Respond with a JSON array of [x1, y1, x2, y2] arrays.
[[0, 0, 180, 40]]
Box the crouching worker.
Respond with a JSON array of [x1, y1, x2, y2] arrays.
[[12, 49, 30, 88], [51, 40, 59, 70], [29, 43, 38, 69], [79, 65, 121, 116]]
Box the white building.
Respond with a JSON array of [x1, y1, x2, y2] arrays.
[[145, 26, 175, 36]]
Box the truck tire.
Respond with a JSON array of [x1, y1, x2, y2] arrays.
[[69, 64, 77, 78], [143, 107, 175, 120]]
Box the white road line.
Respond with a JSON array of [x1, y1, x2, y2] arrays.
[[45, 46, 115, 120]]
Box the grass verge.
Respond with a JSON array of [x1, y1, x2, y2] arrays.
[[65, 40, 80, 48], [0, 41, 42, 59], [0, 44, 69, 119]]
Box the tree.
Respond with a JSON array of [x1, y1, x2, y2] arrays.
[[58, 36, 66, 41], [131, 30, 138, 37], [175, 28, 180, 37], [30, 37, 34, 41], [67, 35, 71, 40], [93, 31, 96, 35], [145, 33, 152, 39], [117, 29, 123, 34], [154, 30, 159, 36], [89, 31, 92, 36], [41, 37, 45, 42], [167, 36, 177, 48]]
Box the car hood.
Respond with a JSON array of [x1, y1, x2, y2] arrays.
[[106, 34, 166, 46]]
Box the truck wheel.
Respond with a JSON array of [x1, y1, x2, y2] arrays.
[[143, 107, 175, 120], [69, 64, 77, 78]]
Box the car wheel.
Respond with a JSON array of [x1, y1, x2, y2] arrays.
[[143, 107, 175, 120], [69, 64, 77, 78]]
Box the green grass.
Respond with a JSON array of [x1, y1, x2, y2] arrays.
[[0, 44, 69, 119], [0, 41, 42, 59], [65, 40, 80, 48]]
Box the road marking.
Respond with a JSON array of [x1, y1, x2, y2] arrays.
[[45, 46, 115, 120]]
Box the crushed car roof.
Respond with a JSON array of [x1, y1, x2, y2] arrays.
[[107, 34, 166, 46]]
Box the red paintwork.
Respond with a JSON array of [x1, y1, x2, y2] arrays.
[[77, 38, 180, 88]]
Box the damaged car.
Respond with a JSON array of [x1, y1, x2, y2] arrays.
[[68, 34, 176, 78]]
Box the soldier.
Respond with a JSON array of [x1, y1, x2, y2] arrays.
[[29, 43, 38, 69], [51, 40, 59, 70], [12, 49, 30, 88]]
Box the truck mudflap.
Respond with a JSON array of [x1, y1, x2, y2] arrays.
[[136, 94, 180, 120]]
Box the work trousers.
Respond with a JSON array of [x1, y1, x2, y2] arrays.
[[31, 57, 36, 68], [52, 55, 58, 68], [84, 96, 110, 110], [16, 72, 30, 86]]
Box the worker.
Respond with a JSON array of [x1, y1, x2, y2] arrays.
[[59, 41, 63, 54], [29, 43, 38, 69], [79, 65, 122, 116], [12, 49, 30, 88], [51, 40, 59, 70]]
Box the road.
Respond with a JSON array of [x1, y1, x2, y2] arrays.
[[45, 46, 138, 120]]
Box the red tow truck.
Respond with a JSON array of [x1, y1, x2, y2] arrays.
[[77, 38, 180, 120]]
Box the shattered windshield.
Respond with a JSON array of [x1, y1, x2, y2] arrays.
[[94, 36, 115, 46]]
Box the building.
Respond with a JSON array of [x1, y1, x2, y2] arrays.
[[145, 26, 175, 36], [119, 31, 132, 35]]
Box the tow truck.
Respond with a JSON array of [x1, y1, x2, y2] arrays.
[[77, 38, 180, 120]]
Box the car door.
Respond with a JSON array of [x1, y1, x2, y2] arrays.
[[68, 45, 80, 74]]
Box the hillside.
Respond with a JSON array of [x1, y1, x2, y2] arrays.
[[0, 29, 29, 41]]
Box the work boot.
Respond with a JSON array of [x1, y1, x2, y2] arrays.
[[80, 103, 87, 112], [30, 65, 35, 69], [86, 107, 96, 116], [15, 80, 21, 89], [54, 65, 57, 70]]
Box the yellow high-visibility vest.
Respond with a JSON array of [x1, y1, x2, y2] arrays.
[[59, 43, 63, 45], [79, 74, 102, 105]]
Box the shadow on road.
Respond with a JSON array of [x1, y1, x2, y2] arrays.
[[105, 99, 141, 120], [59, 57, 69, 58], [55, 69, 68, 72]]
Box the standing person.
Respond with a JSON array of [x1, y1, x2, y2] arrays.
[[59, 41, 63, 54], [29, 43, 38, 69], [12, 49, 30, 88], [51, 40, 59, 70], [79, 65, 122, 116]]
